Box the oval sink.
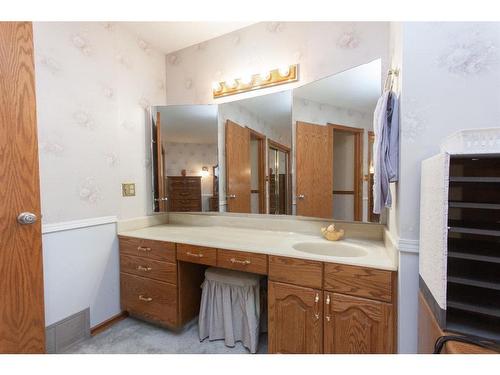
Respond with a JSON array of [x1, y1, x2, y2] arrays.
[[292, 241, 367, 257]]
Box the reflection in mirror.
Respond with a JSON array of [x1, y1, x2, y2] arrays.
[[268, 140, 291, 214], [219, 91, 292, 214], [151, 105, 218, 213], [292, 59, 382, 222]]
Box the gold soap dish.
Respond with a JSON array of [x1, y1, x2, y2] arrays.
[[320, 225, 344, 241]]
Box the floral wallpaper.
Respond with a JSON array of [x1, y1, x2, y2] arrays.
[[398, 22, 500, 240], [33, 22, 166, 224], [164, 22, 390, 105]]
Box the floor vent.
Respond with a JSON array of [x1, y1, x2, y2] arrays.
[[45, 308, 90, 353]]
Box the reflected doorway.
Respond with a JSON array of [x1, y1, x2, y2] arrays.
[[268, 140, 291, 215]]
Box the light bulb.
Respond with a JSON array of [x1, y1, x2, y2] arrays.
[[259, 71, 271, 81], [240, 74, 253, 85], [278, 65, 290, 77], [212, 81, 222, 92], [225, 79, 237, 89]]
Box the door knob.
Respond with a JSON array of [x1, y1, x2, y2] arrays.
[[297, 194, 305, 199], [227, 194, 236, 199], [17, 212, 37, 225], [155, 197, 168, 202]]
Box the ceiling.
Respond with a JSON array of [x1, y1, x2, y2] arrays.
[[156, 105, 218, 144], [121, 22, 255, 54], [294, 59, 382, 113]]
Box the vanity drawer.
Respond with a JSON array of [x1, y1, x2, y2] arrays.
[[120, 254, 177, 284], [217, 249, 268, 275], [120, 273, 178, 328], [119, 236, 176, 263], [269, 255, 323, 289], [324, 263, 393, 303], [177, 243, 217, 266]]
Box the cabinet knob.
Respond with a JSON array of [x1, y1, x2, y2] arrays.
[[138, 295, 153, 302]]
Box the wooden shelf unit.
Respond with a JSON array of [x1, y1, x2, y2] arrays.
[[446, 154, 500, 342]]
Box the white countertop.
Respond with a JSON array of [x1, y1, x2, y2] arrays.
[[118, 224, 397, 271]]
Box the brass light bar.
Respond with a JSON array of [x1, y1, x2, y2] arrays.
[[212, 64, 299, 99]]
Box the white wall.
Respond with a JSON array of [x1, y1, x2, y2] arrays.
[[34, 22, 167, 327], [42, 223, 120, 327]]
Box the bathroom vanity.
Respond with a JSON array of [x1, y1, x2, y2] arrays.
[[117, 217, 397, 354]]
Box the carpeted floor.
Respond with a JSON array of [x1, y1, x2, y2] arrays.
[[65, 317, 268, 354]]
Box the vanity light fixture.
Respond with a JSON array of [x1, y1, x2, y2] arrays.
[[201, 166, 209, 177], [212, 64, 299, 98]]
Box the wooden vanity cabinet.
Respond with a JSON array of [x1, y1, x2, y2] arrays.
[[324, 292, 394, 354], [268, 281, 323, 354], [118, 237, 397, 353]]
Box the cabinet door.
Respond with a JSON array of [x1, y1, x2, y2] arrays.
[[324, 292, 394, 354], [268, 281, 323, 354]]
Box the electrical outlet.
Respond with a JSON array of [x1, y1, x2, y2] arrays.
[[122, 183, 136, 197]]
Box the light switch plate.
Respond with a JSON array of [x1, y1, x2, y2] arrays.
[[122, 183, 136, 197]]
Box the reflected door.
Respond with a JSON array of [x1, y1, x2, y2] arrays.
[[225, 120, 251, 213], [154, 111, 167, 212], [295, 122, 333, 218]]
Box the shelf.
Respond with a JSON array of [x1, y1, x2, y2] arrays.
[[446, 320, 500, 343], [448, 226, 500, 237], [448, 276, 500, 291], [450, 177, 500, 183], [448, 300, 500, 319], [449, 202, 500, 210], [448, 251, 500, 264]]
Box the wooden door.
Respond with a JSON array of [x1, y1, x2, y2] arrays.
[[324, 292, 394, 354], [268, 281, 322, 354], [295, 121, 333, 218], [225, 120, 250, 213], [155, 111, 167, 212], [0, 22, 46, 353]]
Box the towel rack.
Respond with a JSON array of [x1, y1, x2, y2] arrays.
[[384, 68, 399, 92]]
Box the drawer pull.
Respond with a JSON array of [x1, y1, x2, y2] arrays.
[[137, 265, 152, 272], [186, 251, 204, 258], [137, 246, 151, 252], [138, 295, 153, 302], [230, 258, 251, 265]]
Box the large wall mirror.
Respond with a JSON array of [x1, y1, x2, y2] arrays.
[[292, 59, 381, 222], [219, 91, 292, 214], [151, 105, 218, 213], [150, 59, 383, 223]]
